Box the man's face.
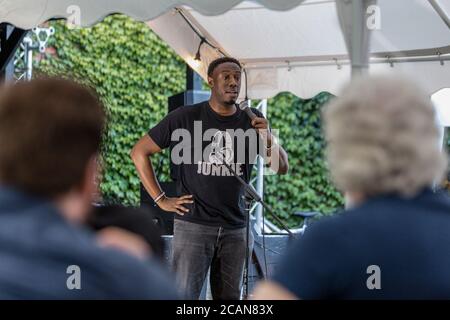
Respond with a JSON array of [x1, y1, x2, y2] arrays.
[[209, 62, 242, 105]]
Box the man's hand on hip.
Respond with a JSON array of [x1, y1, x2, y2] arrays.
[[158, 195, 193, 216]]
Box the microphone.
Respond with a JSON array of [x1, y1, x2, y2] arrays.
[[238, 100, 257, 121]]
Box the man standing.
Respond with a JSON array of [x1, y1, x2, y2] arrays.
[[132, 57, 289, 299]]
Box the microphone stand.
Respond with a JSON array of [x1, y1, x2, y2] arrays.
[[242, 192, 252, 300], [222, 161, 294, 237], [235, 101, 293, 236], [220, 160, 294, 300]]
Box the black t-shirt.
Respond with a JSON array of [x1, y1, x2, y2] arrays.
[[148, 101, 264, 229], [273, 189, 450, 299]]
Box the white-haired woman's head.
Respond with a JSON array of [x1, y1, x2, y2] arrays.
[[324, 75, 447, 199]]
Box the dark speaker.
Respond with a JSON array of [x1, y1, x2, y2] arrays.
[[168, 90, 210, 113], [167, 90, 210, 181], [140, 181, 178, 235]]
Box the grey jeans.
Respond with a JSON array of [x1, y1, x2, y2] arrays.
[[172, 219, 253, 300]]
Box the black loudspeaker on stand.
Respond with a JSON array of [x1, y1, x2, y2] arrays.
[[140, 181, 176, 235]]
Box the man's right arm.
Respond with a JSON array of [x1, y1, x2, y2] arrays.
[[130, 135, 193, 215]]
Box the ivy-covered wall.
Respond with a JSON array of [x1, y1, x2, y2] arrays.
[[36, 15, 344, 227], [266, 92, 344, 226], [37, 15, 184, 205]]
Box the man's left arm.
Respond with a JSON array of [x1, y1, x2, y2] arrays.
[[251, 117, 289, 175]]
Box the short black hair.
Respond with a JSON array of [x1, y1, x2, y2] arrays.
[[207, 57, 241, 77]]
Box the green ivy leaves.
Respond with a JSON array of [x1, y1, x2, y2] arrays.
[[265, 92, 344, 227], [37, 15, 185, 205]]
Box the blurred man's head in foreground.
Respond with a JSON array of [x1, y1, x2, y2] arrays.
[[0, 77, 105, 222], [324, 75, 446, 203]]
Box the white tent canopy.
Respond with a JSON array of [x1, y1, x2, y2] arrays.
[[149, 0, 450, 98], [1, 0, 450, 98]]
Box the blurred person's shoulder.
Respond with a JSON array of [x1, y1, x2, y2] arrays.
[[0, 195, 176, 299], [284, 195, 399, 255], [54, 223, 178, 299], [87, 243, 178, 299], [7, 205, 177, 299], [299, 188, 450, 247]]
